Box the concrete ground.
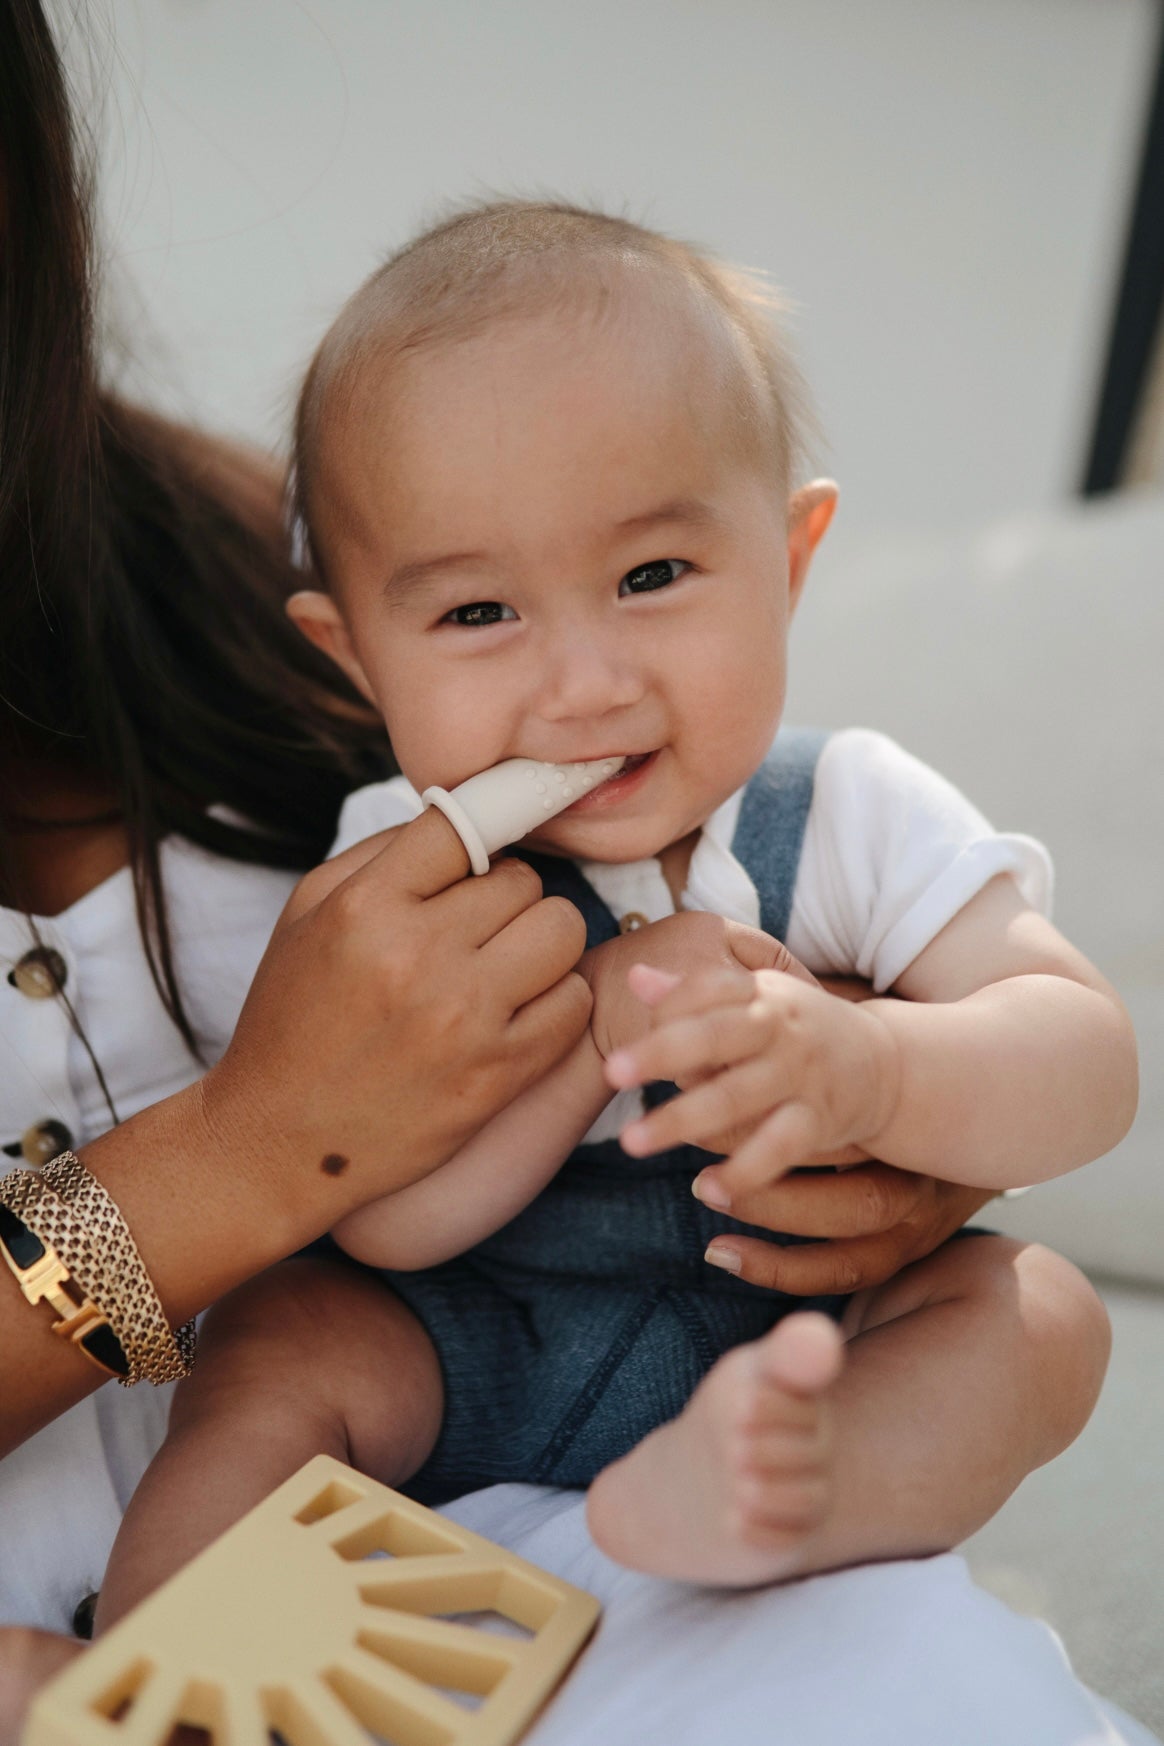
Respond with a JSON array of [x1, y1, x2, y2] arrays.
[[964, 1283, 1164, 1737]]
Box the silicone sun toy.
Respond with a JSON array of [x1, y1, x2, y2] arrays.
[[26, 1456, 600, 1746]]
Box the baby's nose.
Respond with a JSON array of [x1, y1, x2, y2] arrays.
[[535, 635, 645, 721]]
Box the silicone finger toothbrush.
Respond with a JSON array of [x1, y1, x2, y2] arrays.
[[422, 756, 625, 875]]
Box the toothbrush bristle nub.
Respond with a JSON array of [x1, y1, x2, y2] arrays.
[[422, 755, 624, 875]]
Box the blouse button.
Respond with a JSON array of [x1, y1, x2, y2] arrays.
[[619, 911, 649, 934], [8, 947, 68, 999], [21, 1120, 74, 1167]]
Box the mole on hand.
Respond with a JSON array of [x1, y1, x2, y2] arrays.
[[321, 1153, 349, 1177]]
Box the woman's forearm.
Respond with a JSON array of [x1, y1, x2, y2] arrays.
[[866, 974, 1138, 1187]]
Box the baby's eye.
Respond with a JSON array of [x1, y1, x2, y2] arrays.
[[618, 559, 689, 596], [444, 601, 518, 628]]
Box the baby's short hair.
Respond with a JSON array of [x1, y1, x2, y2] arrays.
[[294, 199, 812, 568]]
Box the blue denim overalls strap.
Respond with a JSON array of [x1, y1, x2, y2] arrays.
[[393, 728, 842, 1502], [518, 725, 829, 954]]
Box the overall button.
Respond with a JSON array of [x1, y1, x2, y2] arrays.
[[8, 947, 67, 999], [618, 911, 648, 934], [21, 1120, 74, 1167]]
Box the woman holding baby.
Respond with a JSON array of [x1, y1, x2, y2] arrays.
[[0, 4, 1153, 1743]]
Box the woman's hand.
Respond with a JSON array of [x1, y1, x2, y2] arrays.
[[6, 813, 592, 1453], [701, 1168, 996, 1295], [197, 811, 592, 1237]]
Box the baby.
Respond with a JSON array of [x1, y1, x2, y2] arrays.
[[96, 201, 1134, 1616]]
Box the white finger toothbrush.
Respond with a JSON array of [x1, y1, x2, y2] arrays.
[[422, 756, 625, 875]]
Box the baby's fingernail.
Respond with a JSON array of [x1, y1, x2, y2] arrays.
[[621, 1122, 651, 1156], [704, 1243, 741, 1274], [606, 1050, 638, 1086], [627, 964, 681, 1004], [692, 1172, 731, 1210]]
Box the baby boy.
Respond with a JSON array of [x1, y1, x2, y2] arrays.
[[94, 201, 1133, 1613]]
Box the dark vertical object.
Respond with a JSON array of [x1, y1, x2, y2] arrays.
[[1081, 6, 1164, 494]]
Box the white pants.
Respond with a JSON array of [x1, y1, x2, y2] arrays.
[[1, 1389, 1156, 1746]]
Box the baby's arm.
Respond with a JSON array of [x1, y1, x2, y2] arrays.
[[334, 911, 803, 1268], [333, 1028, 609, 1268], [612, 874, 1137, 1197]]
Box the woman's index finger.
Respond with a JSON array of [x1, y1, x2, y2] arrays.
[[276, 828, 401, 924], [349, 803, 473, 900]]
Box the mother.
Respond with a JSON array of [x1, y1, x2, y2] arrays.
[[1, 6, 1142, 1744]]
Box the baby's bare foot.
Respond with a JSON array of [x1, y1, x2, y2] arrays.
[[0, 1627, 84, 1746], [587, 1312, 844, 1585]]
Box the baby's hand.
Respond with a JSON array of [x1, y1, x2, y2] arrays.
[[582, 913, 817, 1061], [606, 968, 902, 1205]]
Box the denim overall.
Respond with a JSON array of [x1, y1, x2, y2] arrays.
[[392, 728, 848, 1506]]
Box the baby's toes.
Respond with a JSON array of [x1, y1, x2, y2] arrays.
[[754, 1311, 845, 1398], [731, 1464, 834, 1552]]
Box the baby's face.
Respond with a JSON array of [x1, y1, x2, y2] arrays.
[[305, 294, 822, 864]]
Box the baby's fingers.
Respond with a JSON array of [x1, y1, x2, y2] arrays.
[[620, 1059, 781, 1157], [607, 1000, 765, 1091], [692, 1102, 821, 1208]]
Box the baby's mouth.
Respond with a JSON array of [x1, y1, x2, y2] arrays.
[[562, 749, 657, 811]]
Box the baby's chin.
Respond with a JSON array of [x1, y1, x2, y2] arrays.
[[520, 815, 685, 865]]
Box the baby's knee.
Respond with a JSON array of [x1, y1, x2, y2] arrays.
[[1011, 1240, 1111, 1396], [963, 1237, 1110, 1452], [171, 1258, 404, 1430]]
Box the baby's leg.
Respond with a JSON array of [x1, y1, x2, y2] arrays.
[[586, 1237, 1109, 1585], [96, 1255, 442, 1631]]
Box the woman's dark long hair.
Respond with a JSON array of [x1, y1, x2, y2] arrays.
[[0, 0, 391, 1053]]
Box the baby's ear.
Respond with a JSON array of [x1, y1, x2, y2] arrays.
[[786, 479, 838, 610], [287, 590, 377, 703]]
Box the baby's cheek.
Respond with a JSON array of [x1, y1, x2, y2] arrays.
[[380, 673, 487, 793]]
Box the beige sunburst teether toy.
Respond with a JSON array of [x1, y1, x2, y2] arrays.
[[422, 757, 625, 875], [25, 1454, 600, 1746]]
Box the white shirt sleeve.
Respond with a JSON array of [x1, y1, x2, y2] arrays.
[[330, 776, 425, 857], [784, 728, 1053, 992]]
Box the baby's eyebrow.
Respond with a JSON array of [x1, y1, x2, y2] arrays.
[[381, 499, 724, 599], [383, 550, 491, 598], [613, 498, 727, 536]]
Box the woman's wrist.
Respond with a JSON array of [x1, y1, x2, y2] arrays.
[[76, 1078, 328, 1329]]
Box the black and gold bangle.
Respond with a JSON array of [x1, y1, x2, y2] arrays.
[[0, 1200, 130, 1379]]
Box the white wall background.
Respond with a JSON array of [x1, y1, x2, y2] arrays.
[[77, 0, 1157, 564]]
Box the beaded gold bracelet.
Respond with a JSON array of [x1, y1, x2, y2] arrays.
[[0, 1156, 195, 1385]]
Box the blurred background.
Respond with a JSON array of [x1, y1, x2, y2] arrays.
[[66, 0, 1163, 1728], [86, 0, 1156, 551]]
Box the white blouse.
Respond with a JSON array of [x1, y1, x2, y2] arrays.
[[0, 838, 296, 1631]]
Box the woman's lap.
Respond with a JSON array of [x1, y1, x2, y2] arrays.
[[442, 1485, 1160, 1746], [0, 1385, 176, 1632], [2, 1403, 1156, 1744]]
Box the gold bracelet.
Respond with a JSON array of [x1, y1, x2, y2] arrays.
[[0, 1160, 195, 1385], [40, 1153, 196, 1384], [0, 1183, 130, 1379]]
